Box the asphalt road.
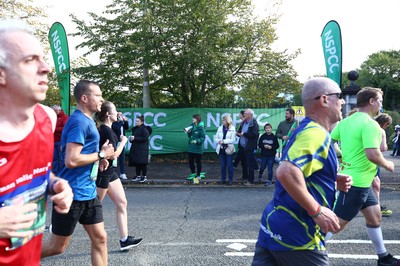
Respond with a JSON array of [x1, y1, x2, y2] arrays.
[[40, 186, 400, 266]]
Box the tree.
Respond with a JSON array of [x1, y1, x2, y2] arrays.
[[0, 0, 49, 49], [71, 0, 299, 107], [357, 50, 400, 110]]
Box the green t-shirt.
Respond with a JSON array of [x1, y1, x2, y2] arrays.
[[331, 112, 381, 187]]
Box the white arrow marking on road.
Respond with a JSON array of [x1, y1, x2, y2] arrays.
[[226, 243, 247, 251], [225, 252, 254, 256]]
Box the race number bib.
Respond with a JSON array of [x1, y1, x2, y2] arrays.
[[4, 181, 47, 250]]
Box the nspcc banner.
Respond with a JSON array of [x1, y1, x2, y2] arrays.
[[321, 20, 342, 88], [118, 108, 288, 154], [48, 22, 71, 115]]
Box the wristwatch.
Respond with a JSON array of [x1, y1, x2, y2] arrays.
[[98, 151, 105, 159]]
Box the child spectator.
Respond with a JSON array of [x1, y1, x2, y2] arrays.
[[258, 123, 279, 186]]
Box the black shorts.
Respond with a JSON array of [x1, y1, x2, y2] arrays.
[[51, 197, 103, 236], [96, 171, 119, 189], [252, 242, 329, 266], [334, 186, 378, 221]]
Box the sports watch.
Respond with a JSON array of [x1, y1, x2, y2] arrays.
[[98, 151, 105, 159]]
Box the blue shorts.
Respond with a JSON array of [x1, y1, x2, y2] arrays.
[[334, 186, 378, 221]]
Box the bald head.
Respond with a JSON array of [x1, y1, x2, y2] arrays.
[[300, 77, 345, 130], [301, 77, 340, 108]]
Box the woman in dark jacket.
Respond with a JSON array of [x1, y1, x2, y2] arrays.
[[129, 115, 150, 182]]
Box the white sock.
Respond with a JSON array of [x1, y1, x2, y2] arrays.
[[366, 226, 387, 256], [121, 236, 128, 242]]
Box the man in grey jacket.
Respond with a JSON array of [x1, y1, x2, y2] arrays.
[[236, 109, 259, 185]]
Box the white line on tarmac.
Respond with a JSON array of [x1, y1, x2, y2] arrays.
[[216, 239, 256, 243], [216, 239, 400, 244], [224, 252, 391, 260], [218, 239, 400, 260], [328, 239, 400, 244]]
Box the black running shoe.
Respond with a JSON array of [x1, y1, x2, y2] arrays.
[[120, 236, 143, 251], [378, 253, 400, 266]]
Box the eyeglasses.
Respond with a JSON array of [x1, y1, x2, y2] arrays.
[[314, 92, 343, 100]]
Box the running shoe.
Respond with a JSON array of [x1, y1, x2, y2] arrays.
[[120, 236, 143, 251], [378, 253, 400, 266], [381, 205, 393, 217], [132, 176, 141, 182]]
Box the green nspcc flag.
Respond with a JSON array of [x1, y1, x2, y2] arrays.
[[321, 20, 342, 88], [48, 22, 71, 115]]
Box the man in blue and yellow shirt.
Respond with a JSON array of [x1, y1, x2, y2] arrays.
[[252, 77, 352, 266]]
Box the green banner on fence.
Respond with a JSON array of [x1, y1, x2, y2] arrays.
[[117, 108, 291, 154]]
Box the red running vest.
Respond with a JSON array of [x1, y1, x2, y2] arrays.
[[0, 104, 53, 266]]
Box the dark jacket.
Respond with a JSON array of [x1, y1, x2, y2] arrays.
[[258, 132, 279, 157], [112, 119, 129, 142], [129, 125, 149, 165], [240, 118, 259, 151]]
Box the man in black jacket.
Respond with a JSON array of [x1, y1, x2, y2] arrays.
[[237, 109, 260, 185]]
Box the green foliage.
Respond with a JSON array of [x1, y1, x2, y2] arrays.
[[0, 0, 49, 51], [357, 50, 400, 110], [0, 0, 64, 108], [71, 0, 299, 107]]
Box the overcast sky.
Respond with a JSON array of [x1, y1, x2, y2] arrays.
[[38, 0, 400, 83]]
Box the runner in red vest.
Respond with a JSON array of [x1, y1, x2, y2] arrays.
[[0, 19, 73, 266]]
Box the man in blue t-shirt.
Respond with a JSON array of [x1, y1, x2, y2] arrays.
[[41, 80, 114, 265], [252, 77, 352, 266]]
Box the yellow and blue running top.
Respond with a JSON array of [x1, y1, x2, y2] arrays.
[[256, 117, 338, 251]]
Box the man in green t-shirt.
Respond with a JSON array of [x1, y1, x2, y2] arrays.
[[330, 87, 396, 266]]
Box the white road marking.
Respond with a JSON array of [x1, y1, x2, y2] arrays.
[[216, 239, 400, 244], [226, 243, 247, 251], [225, 252, 254, 256], [216, 239, 256, 243], [224, 252, 390, 260], [218, 239, 400, 260], [328, 239, 400, 244]]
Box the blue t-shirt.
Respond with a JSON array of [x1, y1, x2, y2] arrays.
[[58, 110, 99, 201], [256, 118, 338, 251]]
